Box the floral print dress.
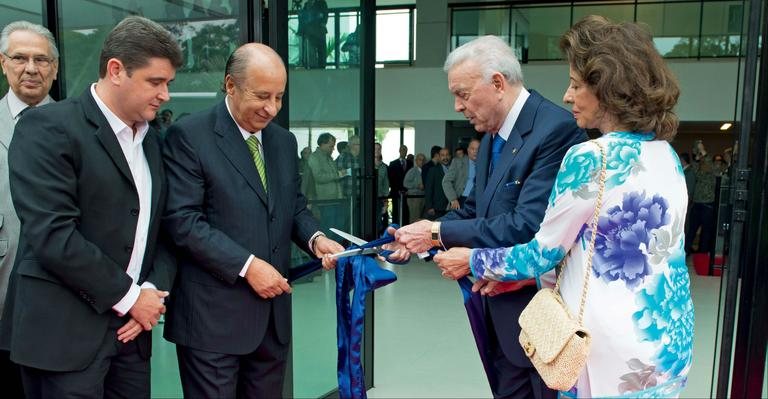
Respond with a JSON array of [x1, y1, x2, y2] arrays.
[[470, 132, 694, 398]]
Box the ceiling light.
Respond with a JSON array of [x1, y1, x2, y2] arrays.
[[720, 123, 732, 130]]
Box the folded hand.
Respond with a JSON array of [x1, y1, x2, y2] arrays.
[[245, 258, 292, 299]]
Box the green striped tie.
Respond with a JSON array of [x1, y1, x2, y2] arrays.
[[246, 135, 268, 192]]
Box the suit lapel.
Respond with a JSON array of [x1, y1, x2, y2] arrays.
[[143, 132, 163, 226], [213, 102, 268, 207], [0, 96, 12, 150], [84, 90, 136, 187], [478, 91, 541, 216], [475, 134, 491, 214]]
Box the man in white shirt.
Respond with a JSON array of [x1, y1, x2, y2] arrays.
[[0, 16, 182, 398], [0, 20, 59, 399]]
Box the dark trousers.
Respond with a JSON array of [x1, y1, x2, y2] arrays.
[[20, 316, 150, 399], [486, 299, 556, 399], [686, 202, 716, 254], [1, 349, 24, 398], [458, 195, 467, 208], [176, 314, 288, 399]]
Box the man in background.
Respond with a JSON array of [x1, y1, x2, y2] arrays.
[[0, 20, 59, 398], [424, 147, 451, 219], [443, 138, 479, 210], [388, 144, 413, 224]]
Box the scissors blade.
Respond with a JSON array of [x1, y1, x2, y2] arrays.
[[331, 247, 379, 259], [329, 228, 368, 246]]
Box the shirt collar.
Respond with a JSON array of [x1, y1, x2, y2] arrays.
[[90, 84, 148, 141], [496, 87, 530, 141], [7, 89, 53, 119], [226, 95, 262, 142]]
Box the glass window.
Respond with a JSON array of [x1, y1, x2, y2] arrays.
[[377, 126, 414, 163], [700, 1, 744, 57], [450, 7, 510, 50], [376, 9, 411, 63], [338, 10, 359, 67], [572, 3, 635, 25], [289, 0, 367, 395], [57, 0, 240, 124], [1, 0, 44, 94], [290, 5, 414, 69], [637, 2, 701, 57], [516, 5, 571, 60]]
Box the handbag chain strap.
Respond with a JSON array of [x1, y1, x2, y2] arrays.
[[553, 139, 607, 324]]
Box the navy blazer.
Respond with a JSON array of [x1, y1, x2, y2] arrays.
[[440, 90, 587, 365], [162, 100, 319, 355], [0, 89, 174, 371]]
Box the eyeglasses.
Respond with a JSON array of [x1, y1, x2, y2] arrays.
[[2, 53, 54, 68]]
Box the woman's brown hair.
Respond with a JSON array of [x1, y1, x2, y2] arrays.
[[560, 15, 680, 141]]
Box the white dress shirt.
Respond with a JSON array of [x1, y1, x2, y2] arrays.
[[6, 88, 53, 123], [90, 84, 155, 315], [495, 87, 530, 140]]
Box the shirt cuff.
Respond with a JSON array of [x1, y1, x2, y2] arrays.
[[469, 248, 478, 278], [239, 254, 256, 278], [308, 231, 325, 253], [112, 283, 141, 316]]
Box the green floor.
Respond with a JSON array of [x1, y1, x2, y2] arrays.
[[149, 258, 734, 398]]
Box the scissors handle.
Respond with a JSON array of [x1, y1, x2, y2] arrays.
[[375, 224, 410, 265]]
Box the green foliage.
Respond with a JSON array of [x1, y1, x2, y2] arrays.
[[665, 36, 741, 57], [375, 128, 388, 144]]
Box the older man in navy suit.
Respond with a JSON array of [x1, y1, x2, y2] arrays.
[[391, 36, 586, 398]]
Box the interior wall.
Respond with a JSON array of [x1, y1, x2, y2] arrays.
[[289, 58, 742, 123]]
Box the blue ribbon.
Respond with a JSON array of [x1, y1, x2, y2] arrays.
[[288, 229, 399, 399], [336, 229, 398, 399]]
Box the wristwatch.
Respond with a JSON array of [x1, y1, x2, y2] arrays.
[[430, 222, 441, 247]]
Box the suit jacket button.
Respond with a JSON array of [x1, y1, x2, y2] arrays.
[[271, 216, 276, 222], [125, 245, 133, 253], [272, 246, 278, 253], [130, 208, 139, 216]]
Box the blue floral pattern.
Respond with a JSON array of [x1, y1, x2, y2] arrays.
[[668, 145, 684, 177], [587, 191, 671, 289], [549, 137, 647, 207], [472, 239, 565, 281], [470, 134, 693, 397], [605, 139, 643, 188], [549, 144, 601, 207], [632, 249, 694, 376]]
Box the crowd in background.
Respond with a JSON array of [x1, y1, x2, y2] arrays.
[[297, 135, 486, 236]]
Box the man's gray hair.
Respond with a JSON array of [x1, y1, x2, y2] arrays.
[[0, 20, 59, 59], [443, 35, 522, 84]]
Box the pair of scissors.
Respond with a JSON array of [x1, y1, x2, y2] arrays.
[[329, 227, 408, 265]]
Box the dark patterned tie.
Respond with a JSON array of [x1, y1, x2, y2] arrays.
[[16, 106, 31, 121], [489, 134, 505, 176]]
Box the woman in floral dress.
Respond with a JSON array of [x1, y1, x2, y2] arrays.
[[434, 15, 694, 398]]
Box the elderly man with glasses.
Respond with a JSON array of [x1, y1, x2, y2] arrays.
[[0, 20, 59, 398]]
